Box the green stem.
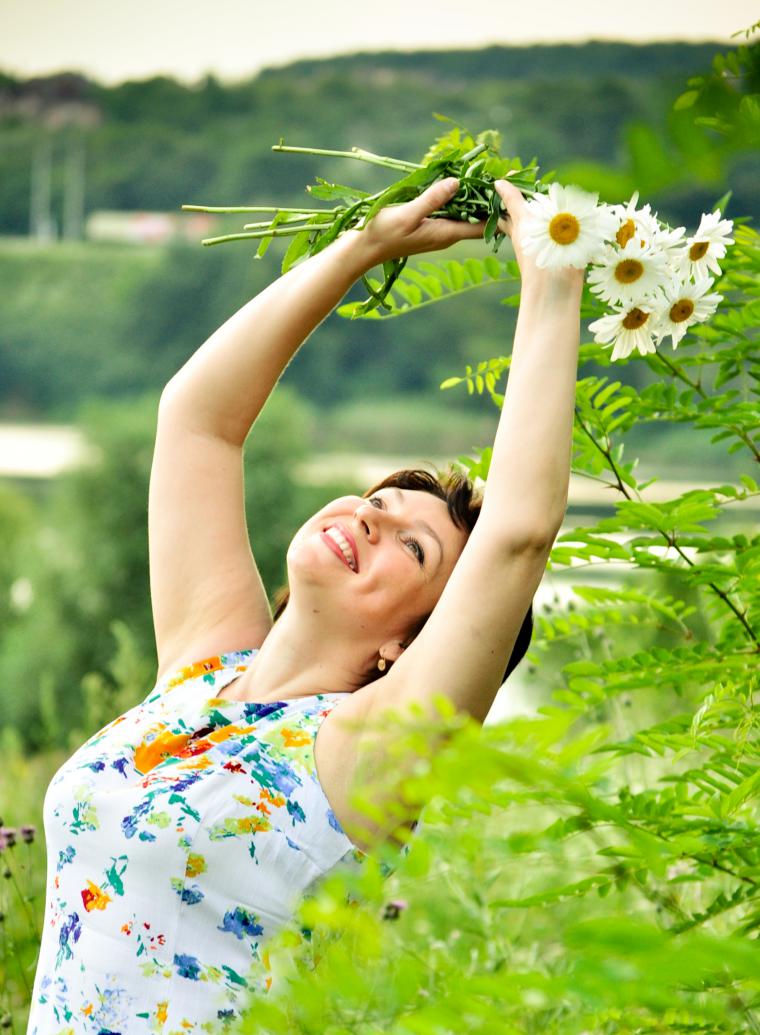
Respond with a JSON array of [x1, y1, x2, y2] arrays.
[[201, 224, 329, 246], [271, 143, 421, 172], [574, 409, 639, 500], [466, 176, 539, 197], [574, 410, 760, 649], [184, 204, 340, 215], [6, 861, 39, 943], [461, 143, 489, 162], [669, 539, 758, 648], [241, 215, 332, 230], [652, 350, 760, 462]]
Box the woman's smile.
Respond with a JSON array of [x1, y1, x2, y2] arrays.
[[321, 523, 359, 572]]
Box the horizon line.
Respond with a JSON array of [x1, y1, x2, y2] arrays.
[[0, 36, 738, 89]]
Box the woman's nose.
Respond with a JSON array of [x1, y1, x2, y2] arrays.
[[354, 502, 381, 542]]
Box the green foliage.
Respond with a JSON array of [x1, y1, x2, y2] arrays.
[[225, 35, 760, 1035], [0, 238, 265, 418], [338, 254, 518, 323], [188, 132, 536, 317], [551, 27, 759, 206]]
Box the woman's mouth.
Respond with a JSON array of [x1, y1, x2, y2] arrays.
[[321, 524, 359, 572]]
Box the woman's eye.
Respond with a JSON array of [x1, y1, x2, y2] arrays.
[[369, 496, 384, 509], [407, 539, 425, 564]]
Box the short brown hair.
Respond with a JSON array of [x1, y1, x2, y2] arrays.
[[271, 467, 533, 684]]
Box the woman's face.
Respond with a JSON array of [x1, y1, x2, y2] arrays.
[[286, 487, 469, 645]]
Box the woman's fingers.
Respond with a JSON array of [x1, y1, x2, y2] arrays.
[[405, 177, 461, 225], [436, 217, 487, 243], [493, 177, 526, 236], [493, 177, 525, 207]]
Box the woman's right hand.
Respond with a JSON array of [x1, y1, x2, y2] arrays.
[[343, 177, 486, 271]]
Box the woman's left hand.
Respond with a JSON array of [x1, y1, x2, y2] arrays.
[[346, 178, 486, 269], [494, 178, 586, 295]]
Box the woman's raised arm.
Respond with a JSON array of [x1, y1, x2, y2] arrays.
[[362, 179, 584, 727], [150, 180, 482, 677]]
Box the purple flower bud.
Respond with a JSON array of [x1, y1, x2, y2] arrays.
[[20, 825, 36, 844], [0, 828, 16, 850], [382, 898, 409, 921]]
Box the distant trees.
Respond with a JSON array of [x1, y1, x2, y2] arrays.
[[2, 42, 755, 239]]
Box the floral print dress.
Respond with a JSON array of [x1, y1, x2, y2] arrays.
[[27, 649, 368, 1034]]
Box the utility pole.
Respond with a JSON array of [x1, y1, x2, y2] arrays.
[[30, 135, 56, 241]]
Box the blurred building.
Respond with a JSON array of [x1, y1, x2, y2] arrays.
[[85, 210, 219, 245]]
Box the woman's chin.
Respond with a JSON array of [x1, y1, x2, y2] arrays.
[[286, 538, 352, 589]]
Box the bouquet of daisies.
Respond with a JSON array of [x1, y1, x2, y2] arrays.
[[184, 127, 734, 364], [522, 183, 733, 361]]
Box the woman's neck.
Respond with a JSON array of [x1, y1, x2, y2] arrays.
[[223, 608, 370, 703]]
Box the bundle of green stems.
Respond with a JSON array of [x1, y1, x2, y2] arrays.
[[182, 138, 544, 314]]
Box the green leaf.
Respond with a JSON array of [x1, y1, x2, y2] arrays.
[[673, 89, 700, 110], [280, 228, 313, 273], [712, 189, 732, 215]]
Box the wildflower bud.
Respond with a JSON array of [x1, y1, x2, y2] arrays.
[[21, 825, 36, 844], [382, 899, 409, 921], [0, 1015, 10, 1030], [0, 828, 16, 849]]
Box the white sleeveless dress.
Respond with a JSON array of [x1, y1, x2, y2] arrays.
[[26, 648, 369, 1034]]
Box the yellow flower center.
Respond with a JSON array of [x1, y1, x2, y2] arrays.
[[549, 212, 580, 245], [689, 241, 709, 261], [616, 218, 636, 247], [669, 299, 695, 323], [622, 308, 649, 330], [615, 259, 645, 284]]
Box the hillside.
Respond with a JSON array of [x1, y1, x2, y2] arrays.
[[0, 40, 756, 419], [0, 41, 748, 237]]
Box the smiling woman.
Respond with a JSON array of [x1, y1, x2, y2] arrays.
[[26, 177, 580, 1034]]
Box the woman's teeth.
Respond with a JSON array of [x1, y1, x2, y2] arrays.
[[325, 526, 357, 571]]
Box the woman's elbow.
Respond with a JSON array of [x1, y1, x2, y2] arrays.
[[479, 508, 565, 555], [508, 526, 560, 554]]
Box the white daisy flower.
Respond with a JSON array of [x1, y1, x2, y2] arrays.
[[607, 191, 686, 259], [588, 303, 659, 362], [653, 276, 723, 349], [587, 237, 671, 308], [678, 210, 734, 279], [520, 182, 618, 270]]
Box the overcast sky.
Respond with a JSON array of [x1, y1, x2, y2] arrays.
[[1, 0, 757, 85]]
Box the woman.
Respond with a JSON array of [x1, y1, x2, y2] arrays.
[[27, 176, 583, 1033]]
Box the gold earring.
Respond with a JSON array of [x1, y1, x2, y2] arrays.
[[377, 657, 387, 672]]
